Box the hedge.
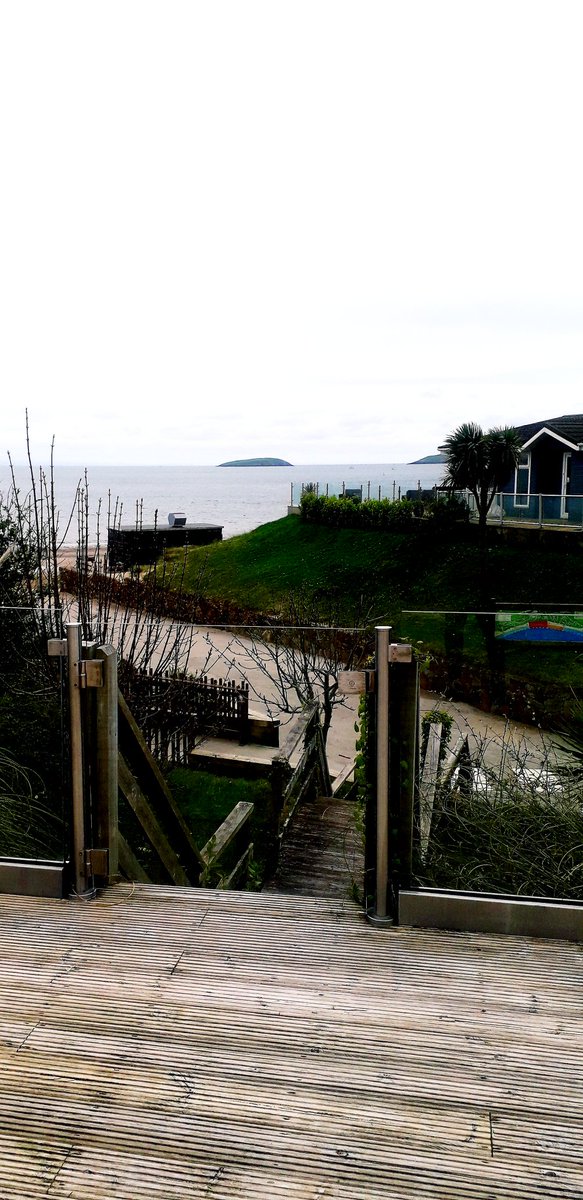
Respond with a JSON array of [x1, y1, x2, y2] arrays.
[[299, 491, 468, 531]]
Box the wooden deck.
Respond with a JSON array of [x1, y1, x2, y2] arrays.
[[0, 883, 582, 1198], [265, 796, 364, 898]]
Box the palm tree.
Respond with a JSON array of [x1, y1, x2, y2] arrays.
[[442, 422, 521, 529]]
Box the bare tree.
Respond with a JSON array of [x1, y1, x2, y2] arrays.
[[204, 588, 375, 755], [2, 420, 209, 680]]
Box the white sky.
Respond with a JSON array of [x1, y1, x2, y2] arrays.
[[1, 0, 582, 465]]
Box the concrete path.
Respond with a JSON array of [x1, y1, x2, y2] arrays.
[[421, 690, 572, 782], [77, 595, 572, 782]]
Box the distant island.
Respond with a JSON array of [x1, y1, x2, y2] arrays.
[[410, 453, 446, 465], [218, 457, 293, 467]]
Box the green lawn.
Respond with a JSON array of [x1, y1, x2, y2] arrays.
[[168, 767, 270, 846], [167, 767, 276, 885], [173, 514, 583, 626], [173, 515, 413, 617]]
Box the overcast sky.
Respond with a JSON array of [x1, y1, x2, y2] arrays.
[[1, 1, 582, 466]]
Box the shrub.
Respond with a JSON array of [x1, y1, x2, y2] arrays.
[[299, 491, 469, 532], [300, 492, 417, 531], [423, 493, 470, 528]]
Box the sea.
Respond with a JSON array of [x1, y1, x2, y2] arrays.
[[1, 462, 445, 545]]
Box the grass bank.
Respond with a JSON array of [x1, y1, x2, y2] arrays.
[[175, 515, 583, 625], [168, 768, 275, 885], [176, 515, 412, 617]]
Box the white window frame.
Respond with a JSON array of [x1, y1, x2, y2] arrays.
[[514, 451, 531, 508], [560, 452, 571, 519]]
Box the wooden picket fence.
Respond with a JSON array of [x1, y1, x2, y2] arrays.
[[121, 669, 250, 764]]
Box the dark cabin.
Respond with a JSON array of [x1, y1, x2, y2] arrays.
[[107, 517, 222, 569]]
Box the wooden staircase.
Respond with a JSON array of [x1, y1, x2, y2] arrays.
[[265, 795, 364, 898]]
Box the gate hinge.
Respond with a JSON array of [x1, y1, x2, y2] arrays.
[[48, 638, 67, 657], [48, 639, 103, 687], [388, 643, 413, 663], [339, 645, 413, 695], [78, 659, 104, 688], [85, 848, 109, 876]]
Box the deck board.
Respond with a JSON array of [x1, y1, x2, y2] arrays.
[[0, 884, 581, 1197]]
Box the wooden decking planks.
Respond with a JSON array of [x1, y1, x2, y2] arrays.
[[0, 885, 581, 1197], [265, 796, 364, 897]]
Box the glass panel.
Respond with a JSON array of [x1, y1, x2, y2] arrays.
[[0, 471, 73, 866], [399, 609, 583, 901], [293, 465, 444, 506], [0, 607, 67, 861]]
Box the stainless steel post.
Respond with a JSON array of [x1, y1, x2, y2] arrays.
[[369, 625, 393, 926], [95, 645, 119, 881], [67, 622, 94, 898]]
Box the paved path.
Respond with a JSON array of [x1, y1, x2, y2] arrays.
[[79, 596, 571, 781], [421, 689, 571, 781]]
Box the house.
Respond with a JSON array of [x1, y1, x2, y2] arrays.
[[501, 413, 583, 523]]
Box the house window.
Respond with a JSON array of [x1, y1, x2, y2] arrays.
[[514, 451, 531, 507]]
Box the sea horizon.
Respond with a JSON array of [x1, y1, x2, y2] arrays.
[[1, 461, 446, 545]]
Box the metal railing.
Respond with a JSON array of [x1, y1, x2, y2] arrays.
[[290, 480, 434, 506], [446, 490, 583, 529]]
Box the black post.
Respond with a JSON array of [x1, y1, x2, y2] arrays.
[[389, 658, 419, 893]]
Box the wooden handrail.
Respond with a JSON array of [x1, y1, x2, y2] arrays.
[[200, 801, 254, 867]]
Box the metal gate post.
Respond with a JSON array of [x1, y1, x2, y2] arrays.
[[94, 645, 119, 881], [339, 630, 414, 927], [369, 626, 393, 926], [66, 622, 95, 899]]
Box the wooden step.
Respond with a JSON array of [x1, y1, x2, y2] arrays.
[[265, 796, 364, 898]]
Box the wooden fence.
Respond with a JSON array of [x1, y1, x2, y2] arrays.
[[121, 669, 250, 764]]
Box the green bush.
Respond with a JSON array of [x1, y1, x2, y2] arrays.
[[300, 492, 417, 530], [300, 491, 468, 532], [417, 787, 583, 899], [0, 749, 64, 858], [423, 493, 470, 527]]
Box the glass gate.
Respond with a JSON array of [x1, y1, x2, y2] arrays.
[[0, 602, 68, 884], [361, 611, 583, 933], [399, 609, 583, 903]]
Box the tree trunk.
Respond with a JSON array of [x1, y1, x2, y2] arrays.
[[321, 673, 334, 746]]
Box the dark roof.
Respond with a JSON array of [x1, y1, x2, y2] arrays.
[[514, 414, 583, 448]]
